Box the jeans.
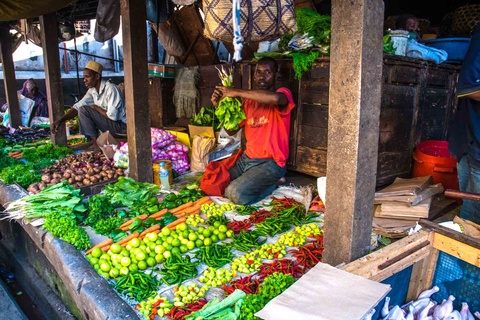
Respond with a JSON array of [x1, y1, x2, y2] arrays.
[[225, 153, 286, 205], [78, 106, 127, 138], [457, 156, 480, 224]]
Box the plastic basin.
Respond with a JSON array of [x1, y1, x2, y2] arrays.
[[423, 38, 470, 63]]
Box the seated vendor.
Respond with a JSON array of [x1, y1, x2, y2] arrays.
[[395, 14, 420, 39], [210, 57, 296, 204], [52, 60, 126, 150]]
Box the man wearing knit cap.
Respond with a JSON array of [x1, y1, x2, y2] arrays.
[[52, 60, 126, 150]]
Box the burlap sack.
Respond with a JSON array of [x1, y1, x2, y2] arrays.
[[203, 0, 296, 42]]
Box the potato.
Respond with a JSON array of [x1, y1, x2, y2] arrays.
[[68, 178, 74, 184], [41, 174, 51, 183], [63, 172, 71, 179], [107, 173, 114, 180], [89, 176, 98, 183], [83, 178, 91, 185], [74, 175, 84, 182], [100, 171, 107, 177], [52, 173, 62, 180]]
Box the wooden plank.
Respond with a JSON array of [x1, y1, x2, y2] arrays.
[[426, 70, 451, 88], [432, 233, 480, 268], [0, 25, 21, 128], [340, 231, 431, 282], [381, 84, 417, 109], [309, 62, 330, 79], [387, 65, 422, 85], [420, 88, 449, 109], [406, 233, 439, 302], [120, 0, 153, 183], [378, 109, 413, 152], [40, 13, 67, 145], [301, 104, 328, 127], [295, 146, 327, 177], [419, 219, 480, 250], [300, 91, 329, 105], [299, 124, 328, 148], [376, 152, 412, 183]]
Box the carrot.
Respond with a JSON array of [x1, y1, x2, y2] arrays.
[[100, 244, 111, 252], [116, 231, 139, 246], [139, 224, 161, 238], [177, 206, 200, 216], [194, 196, 212, 206], [165, 217, 187, 230], [119, 214, 149, 229], [169, 202, 194, 214], [85, 238, 114, 255], [149, 208, 169, 219]]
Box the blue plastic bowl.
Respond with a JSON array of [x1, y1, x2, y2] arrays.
[[423, 38, 471, 63]]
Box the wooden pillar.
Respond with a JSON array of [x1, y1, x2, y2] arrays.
[[40, 13, 67, 145], [120, 0, 153, 182], [0, 24, 21, 128], [323, 0, 384, 265]]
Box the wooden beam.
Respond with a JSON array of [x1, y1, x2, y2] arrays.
[[0, 24, 21, 128], [120, 0, 153, 182], [432, 233, 480, 268], [40, 13, 67, 145], [340, 231, 430, 282], [419, 219, 480, 250], [406, 231, 439, 302], [323, 0, 385, 264]]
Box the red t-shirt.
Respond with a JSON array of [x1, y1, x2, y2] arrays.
[[241, 87, 295, 167]]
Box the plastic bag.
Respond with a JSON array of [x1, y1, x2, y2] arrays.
[[190, 135, 216, 172], [94, 0, 121, 42], [113, 149, 129, 168], [2, 95, 35, 127], [406, 39, 448, 64]]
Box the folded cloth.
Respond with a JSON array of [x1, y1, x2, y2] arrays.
[[200, 149, 242, 196]]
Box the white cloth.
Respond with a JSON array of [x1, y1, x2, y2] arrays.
[[73, 79, 126, 123]]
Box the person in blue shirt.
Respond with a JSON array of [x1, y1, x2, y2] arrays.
[[447, 24, 480, 224]]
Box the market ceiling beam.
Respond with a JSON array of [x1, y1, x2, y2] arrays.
[[40, 13, 67, 145], [0, 24, 21, 128], [323, 0, 384, 265], [120, 0, 153, 182]]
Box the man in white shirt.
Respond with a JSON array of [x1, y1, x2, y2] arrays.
[[52, 60, 126, 150]]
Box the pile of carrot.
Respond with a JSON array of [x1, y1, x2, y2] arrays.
[[85, 195, 214, 253], [8, 152, 23, 159]]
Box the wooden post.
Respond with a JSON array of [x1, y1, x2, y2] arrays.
[[323, 0, 384, 265], [40, 13, 67, 145], [0, 24, 21, 128], [120, 0, 153, 182]]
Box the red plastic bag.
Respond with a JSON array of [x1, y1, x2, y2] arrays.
[[200, 150, 242, 196]]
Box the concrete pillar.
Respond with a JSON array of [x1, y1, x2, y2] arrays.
[[323, 0, 384, 265], [40, 13, 67, 145], [120, 0, 153, 182], [0, 25, 21, 128]]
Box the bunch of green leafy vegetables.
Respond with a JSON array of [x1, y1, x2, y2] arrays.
[[22, 143, 73, 163], [383, 32, 396, 54], [85, 193, 125, 235], [0, 163, 41, 189], [190, 105, 222, 131], [105, 176, 159, 207], [43, 211, 91, 250]]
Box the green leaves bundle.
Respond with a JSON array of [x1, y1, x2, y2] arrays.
[[215, 66, 246, 131]]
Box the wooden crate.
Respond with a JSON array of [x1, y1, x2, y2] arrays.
[[341, 219, 480, 305]]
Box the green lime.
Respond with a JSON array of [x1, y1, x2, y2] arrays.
[[195, 239, 204, 247], [171, 247, 181, 255], [211, 234, 219, 243], [186, 240, 195, 250], [213, 221, 221, 228], [172, 238, 181, 247], [203, 238, 212, 246], [137, 261, 148, 270], [218, 225, 228, 233], [146, 257, 156, 267], [202, 229, 212, 237], [179, 245, 188, 253], [188, 232, 198, 241], [218, 232, 227, 241]]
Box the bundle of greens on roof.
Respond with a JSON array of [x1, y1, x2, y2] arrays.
[[190, 104, 222, 131], [278, 8, 331, 79], [383, 32, 396, 54]]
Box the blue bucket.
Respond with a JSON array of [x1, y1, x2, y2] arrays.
[[423, 38, 471, 63]]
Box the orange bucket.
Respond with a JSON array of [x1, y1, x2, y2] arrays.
[[412, 140, 459, 190]]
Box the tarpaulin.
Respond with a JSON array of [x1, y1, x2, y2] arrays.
[[0, 0, 75, 21]]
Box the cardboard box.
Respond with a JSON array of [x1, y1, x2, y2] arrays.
[[188, 124, 215, 140], [148, 63, 177, 78], [96, 131, 119, 159]]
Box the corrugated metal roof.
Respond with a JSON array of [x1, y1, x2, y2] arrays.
[[56, 0, 98, 21]]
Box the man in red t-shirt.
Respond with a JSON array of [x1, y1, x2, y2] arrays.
[[210, 57, 296, 204]]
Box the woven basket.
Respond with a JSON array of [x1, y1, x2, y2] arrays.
[[451, 4, 480, 36], [203, 0, 296, 42]]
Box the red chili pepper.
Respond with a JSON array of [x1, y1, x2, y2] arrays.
[[152, 299, 163, 308]]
